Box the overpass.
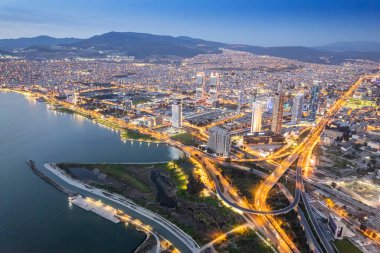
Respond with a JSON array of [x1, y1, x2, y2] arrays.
[[208, 75, 371, 216]]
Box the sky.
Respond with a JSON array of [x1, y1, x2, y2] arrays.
[[0, 0, 379, 46]]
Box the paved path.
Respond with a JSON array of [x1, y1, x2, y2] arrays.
[[41, 163, 200, 253]]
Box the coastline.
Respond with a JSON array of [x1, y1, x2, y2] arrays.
[[1, 88, 166, 145], [49, 104, 165, 145], [27, 160, 155, 251], [28, 161, 199, 253]]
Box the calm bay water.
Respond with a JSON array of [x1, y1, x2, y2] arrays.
[[0, 92, 182, 253]]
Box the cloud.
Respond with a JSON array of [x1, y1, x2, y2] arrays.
[[0, 6, 78, 25]]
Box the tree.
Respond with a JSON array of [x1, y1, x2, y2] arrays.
[[187, 174, 204, 195]]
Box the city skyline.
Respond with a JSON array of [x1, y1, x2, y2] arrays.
[[0, 0, 379, 46], [1, 1, 380, 253]]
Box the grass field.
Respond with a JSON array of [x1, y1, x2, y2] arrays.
[[164, 161, 188, 192], [133, 97, 151, 105], [65, 163, 153, 193], [171, 132, 198, 146], [334, 239, 362, 253], [120, 130, 155, 141]]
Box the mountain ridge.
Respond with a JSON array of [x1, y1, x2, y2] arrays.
[[316, 41, 380, 52], [1, 32, 380, 64], [0, 35, 81, 51]]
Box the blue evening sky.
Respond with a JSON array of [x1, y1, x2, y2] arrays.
[[0, 0, 379, 46]]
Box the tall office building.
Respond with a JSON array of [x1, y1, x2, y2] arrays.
[[271, 83, 285, 135], [266, 97, 274, 112], [195, 72, 205, 100], [209, 73, 220, 104], [124, 99, 133, 111], [291, 93, 304, 124], [73, 90, 80, 105], [236, 90, 244, 113], [308, 81, 321, 121], [171, 101, 183, 128], [207, 126, 231, 156], [251, 101, 264, 133], [249, 89, 258, 109]]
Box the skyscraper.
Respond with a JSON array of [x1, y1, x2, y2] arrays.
[[171, 101, 183, 128], [236, 90, 244, 113], [209, 73, 220, 104], [195, 72, 205, 100], [271, 83, 285, 135], [291, 93, 304, 124], [251, 101, 264, 133], [308, 81, 321, 121], [207, 126, 231, 156], [73, 90, 80, 105], [266, 97, 274, 112], [124, 98, 133, 111], [249, 89, 258, 109]]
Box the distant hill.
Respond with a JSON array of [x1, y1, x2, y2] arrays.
[[68, 32, 380, 63], [226, 45, 330, 63], [0, 35, 81, 50], [226, 44, 380, 64], [1, 32, 380, 64], [68, 32, 222, 58], [316, 41, 380, 52], [0, 49, 12, 56]]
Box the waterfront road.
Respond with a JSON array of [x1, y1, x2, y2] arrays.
[[40, 163, 200, 253]]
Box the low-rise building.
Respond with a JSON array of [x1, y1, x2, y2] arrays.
[[367, 140, 380, 151], [328, 214, 347, 239]]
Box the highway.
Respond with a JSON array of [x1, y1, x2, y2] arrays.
[[297, 134, 335, 253], [213, 160, 302, 215], [7, 74, 376, 253], [253, 75, 371, 251], [204, 75, 369, 216], [231, 163, 325, 253], [203, 75, 371, 252], [301, 191, 334, 253]]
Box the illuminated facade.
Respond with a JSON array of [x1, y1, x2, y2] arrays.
[[171, 101, 183, 128], [236, 90, 244, 113], [291, 93, 304, 123], [73, 91, 80, 105], [195, 72, 206, 100], [209, 73, 220, 104], [124, 99, 133, 111], [271, 84, 284, 135], [207, 126, 231, 156], [251, 101, 264, 133], [308, 81, 321, 121]]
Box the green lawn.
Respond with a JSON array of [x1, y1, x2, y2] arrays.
[[164, 161, 188, 192], [120, 130, 155, 141], [53, 107, 75, 114], [132, 97, 151, 105], [171, 132, 198, 146], [334, 239, 362, 253], [76, 164, 152, 193]]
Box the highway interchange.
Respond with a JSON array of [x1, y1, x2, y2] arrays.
[[6, 74, 378, 253]]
